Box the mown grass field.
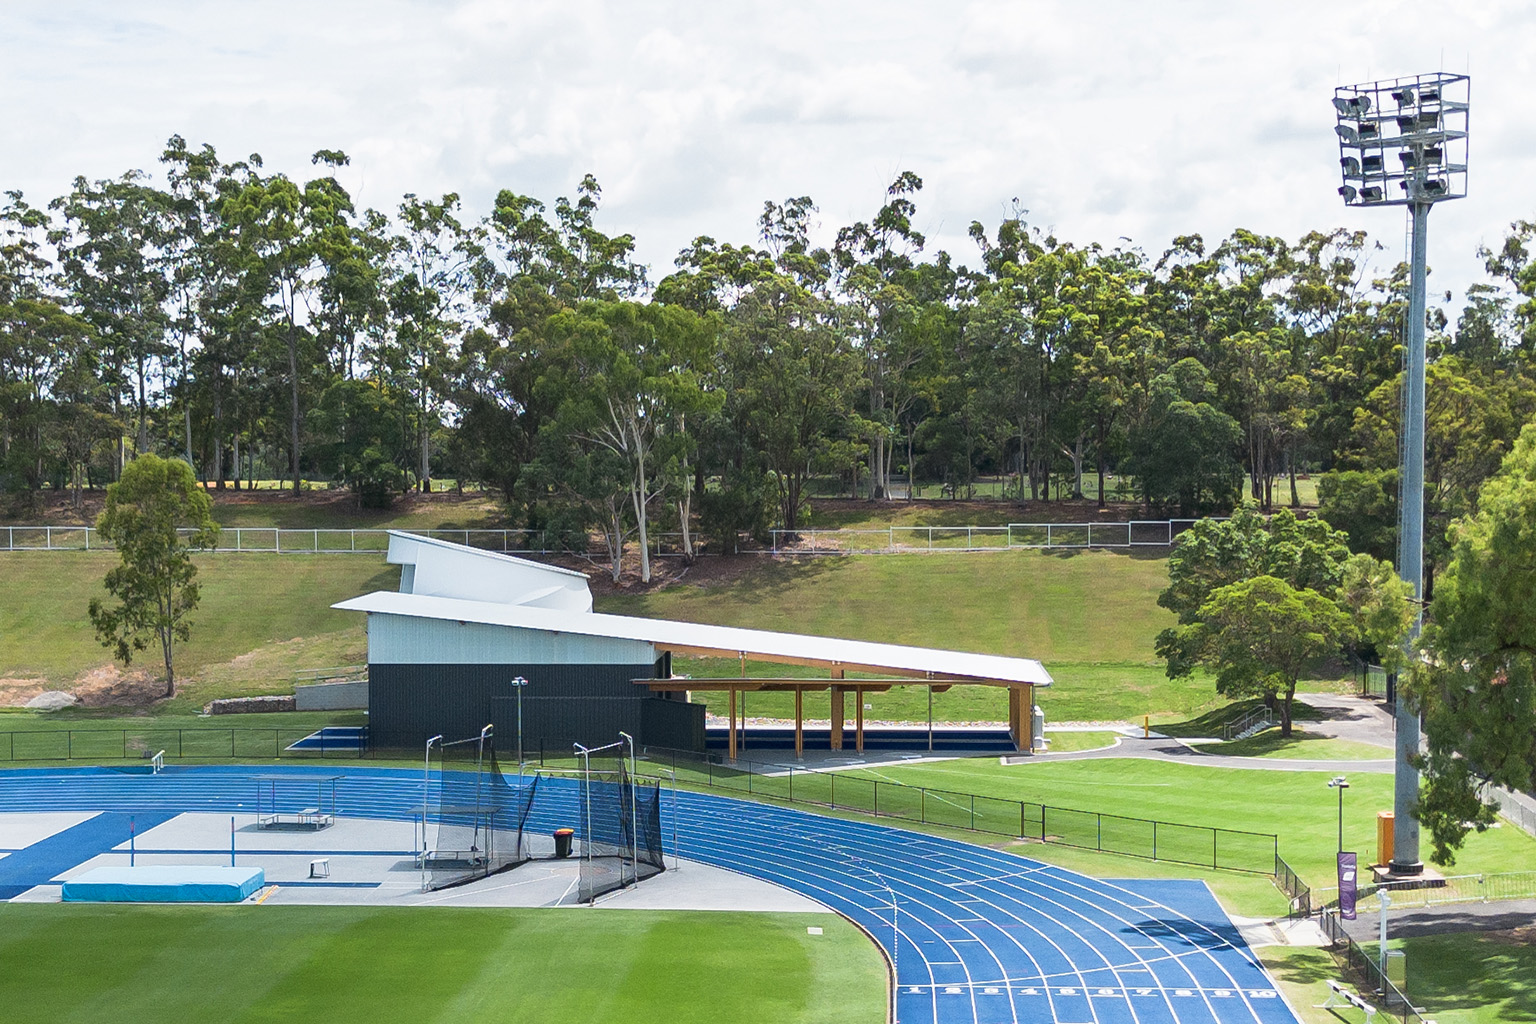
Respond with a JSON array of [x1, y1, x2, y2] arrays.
[[0, 904, 882, 1024], [599, 549, 1224, 724]]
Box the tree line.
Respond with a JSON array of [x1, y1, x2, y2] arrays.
[[7, 138, 1536, 582]]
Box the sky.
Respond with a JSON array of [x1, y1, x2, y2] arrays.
[[3, 1, 1531, 309]]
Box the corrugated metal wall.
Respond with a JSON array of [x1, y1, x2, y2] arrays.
[[368, 613, 655, 666]]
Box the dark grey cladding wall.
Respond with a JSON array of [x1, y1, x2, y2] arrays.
[[368, 663, 702, 752]]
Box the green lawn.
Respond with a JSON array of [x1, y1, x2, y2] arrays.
[[1361, 933, 1536, 1024], [0, 552, 393, 712], [836, 756, 1536, 887], [0, 904, 882, 1024], [1189, 729, 1392, 760], [599, 549, 1222, 723]]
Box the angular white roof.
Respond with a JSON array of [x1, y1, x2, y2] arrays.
[[333, 589, 1052, 686], [388, 531, 592, 612]]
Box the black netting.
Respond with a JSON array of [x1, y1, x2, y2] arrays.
[[425, 731, 538, 891], [578, 752, 665, 903]]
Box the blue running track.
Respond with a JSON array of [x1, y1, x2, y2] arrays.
[[0, 766, 1301, 1024]]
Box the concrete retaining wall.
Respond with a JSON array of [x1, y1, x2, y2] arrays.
[[294, 680, 369, 712]]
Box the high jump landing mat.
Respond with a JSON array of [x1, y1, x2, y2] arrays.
[[62, 865, 264, 903]]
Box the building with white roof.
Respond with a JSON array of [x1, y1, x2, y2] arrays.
[[335, 532, 1051, 756]]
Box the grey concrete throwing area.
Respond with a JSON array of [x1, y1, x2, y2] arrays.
[[0, 811, 830, 913]]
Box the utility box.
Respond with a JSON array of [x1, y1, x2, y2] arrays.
[[1377, 811, 1395, 867], [1032, 705, 1046, 751]]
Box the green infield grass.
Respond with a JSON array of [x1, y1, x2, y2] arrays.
[[0, 904, 883, 1024]]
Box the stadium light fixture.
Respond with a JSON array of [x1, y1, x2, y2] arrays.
[[1333, 71, 1469, 877]]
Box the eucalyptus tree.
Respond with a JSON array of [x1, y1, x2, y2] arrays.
[[380, 192, 480, 492], [50, 171, 172, 462], [158, 136, 225, 465], [969, 215, 1094, 500], [218, 151, 355, 492], [531, 301, 712, 582], [834, 172, 930, 499]]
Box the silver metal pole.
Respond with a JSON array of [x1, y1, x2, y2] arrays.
[[1392, 197, 1430, 876], [422, 734, 441, 891], [511, 677, 528, 786], [620, 731, 639, 886], [1378, 889, 1392, 985], [575, 741, 593, 905], [473, 724, 491, 857], [927, 686, 933, 752]]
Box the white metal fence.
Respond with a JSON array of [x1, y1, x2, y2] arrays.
[[0, 519, 1205, 556], [1312, 869, 1536, 912]]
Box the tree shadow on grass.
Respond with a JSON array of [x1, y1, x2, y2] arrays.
[[1158, 700, 1324, 739]]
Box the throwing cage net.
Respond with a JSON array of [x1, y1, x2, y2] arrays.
[[577, 740, 666, 904], [423, 726, 538, 891]]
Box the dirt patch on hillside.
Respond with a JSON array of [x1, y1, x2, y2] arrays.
[[70, 665, 167, 707], [0, 677, 51, 707], [0, 665, 165, 708], [576, 552, 794, 597]]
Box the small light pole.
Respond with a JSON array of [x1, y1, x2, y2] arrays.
[[510, 676, 529, 784], [1328, 776, 1350, 853], [1378, 888, 1392, 987]]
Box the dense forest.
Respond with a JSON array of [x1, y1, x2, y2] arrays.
[[4, 137, 1536, 581]]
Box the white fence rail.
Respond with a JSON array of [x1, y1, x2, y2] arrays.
[[1, 520, 1206, 556], [1311, 869, 1536, 911]]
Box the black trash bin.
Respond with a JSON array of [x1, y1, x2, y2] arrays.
[[553, 828, 574, 858]]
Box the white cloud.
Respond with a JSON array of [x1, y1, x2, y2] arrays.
[[2, 0, 1530, 303]]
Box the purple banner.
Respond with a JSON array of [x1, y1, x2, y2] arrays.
[[1338, 851, 1358, 920]]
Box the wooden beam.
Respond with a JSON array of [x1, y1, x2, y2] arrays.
[[855, 687, 865, 754], [728, 688, 737, 760], [829, 671, 844, 751], [650, 643, 1043, 686], [636, 678, 899, 692], [794, 689, 803, 759], [1008, 685, 1022, 751]]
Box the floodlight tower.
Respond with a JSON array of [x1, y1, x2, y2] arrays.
[[1333, 72, 1470, 876]]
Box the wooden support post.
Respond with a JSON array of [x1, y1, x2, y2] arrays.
[[794, 689, 804, 759], [855, 688, 865, 753], [729, 688, 738, 760], [1008, 686, 1023, 751], [1024, 683, 1034, 751], [829, 671, 844, 751]]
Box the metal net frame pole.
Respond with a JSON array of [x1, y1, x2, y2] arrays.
[[422, 734, 442, 892], [620, 731, 639, 886], [473, 724, 491, 862]]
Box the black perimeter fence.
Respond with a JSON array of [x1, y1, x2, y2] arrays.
[[634, 745, 1282, 876], [1318, 907, 1432, 1023], [424, 735, 538, 891], [0, 727, 368, 762]]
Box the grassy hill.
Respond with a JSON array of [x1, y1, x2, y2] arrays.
[[597, 549, 1217, 723], [0, 553, 395, 714], [0, 545, 1205, 723]]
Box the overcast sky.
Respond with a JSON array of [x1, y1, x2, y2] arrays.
[[3, 1, 1530, 309]]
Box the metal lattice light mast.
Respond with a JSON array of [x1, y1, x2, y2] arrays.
[[1333, 72, 1470, 875]]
